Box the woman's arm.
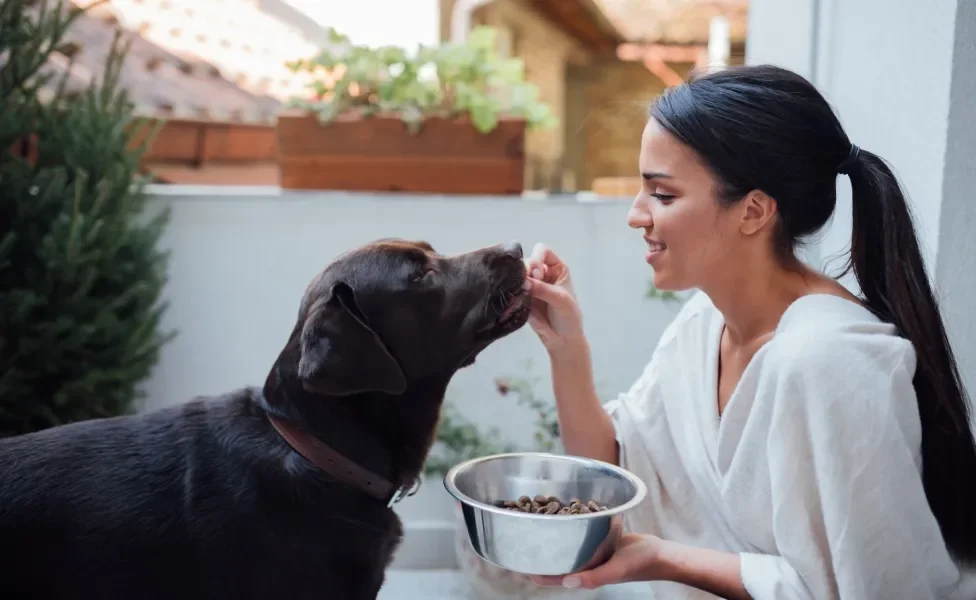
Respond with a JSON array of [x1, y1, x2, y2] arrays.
[[548, 341, 619, 465], [654, 539, 752, 600]]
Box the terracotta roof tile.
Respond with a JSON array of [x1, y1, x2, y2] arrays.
[[31, 0, 285, 121]]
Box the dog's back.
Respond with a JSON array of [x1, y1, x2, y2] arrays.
[[0, 389, 400, 600]]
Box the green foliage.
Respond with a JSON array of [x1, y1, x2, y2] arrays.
[[284, 26, 558, 134], [0, 0, 172, 436]]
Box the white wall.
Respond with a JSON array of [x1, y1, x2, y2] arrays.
[[141, 185, 683, 567]]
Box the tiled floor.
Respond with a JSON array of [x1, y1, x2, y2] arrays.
[[378, 570, 652, 599]]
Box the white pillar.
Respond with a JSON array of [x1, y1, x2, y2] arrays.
[[745, 0, 819, 80], [747, 0, 976, 411], [707, 16, 731, 68], [935, 1, 976, 401]]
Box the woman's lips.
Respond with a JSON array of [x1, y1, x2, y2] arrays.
[[644, 238, 666, 264]]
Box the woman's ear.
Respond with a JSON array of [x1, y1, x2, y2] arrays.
[[739, 189, 778, 236]]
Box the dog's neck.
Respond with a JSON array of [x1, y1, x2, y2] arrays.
[[262, 366, 449, 496]]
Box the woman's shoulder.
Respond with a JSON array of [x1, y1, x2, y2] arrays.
[[757, 295, 923, 449], [770, 293, 914, 366], [658, 291, 916, 374]]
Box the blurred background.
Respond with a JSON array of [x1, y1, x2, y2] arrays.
[[2, 0, 973, 597]]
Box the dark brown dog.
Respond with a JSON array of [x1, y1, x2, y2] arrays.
[[0, 238, 530, 600]]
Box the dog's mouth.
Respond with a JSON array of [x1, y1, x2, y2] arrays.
[[477, 280, 531, 338]]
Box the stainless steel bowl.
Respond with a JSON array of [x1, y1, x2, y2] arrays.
[[443, 452, 647, 576]]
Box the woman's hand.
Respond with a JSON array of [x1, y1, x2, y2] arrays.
[[523, 243, 586, 355], [531, 534, 752, 599], [531, 533, 665, 589]]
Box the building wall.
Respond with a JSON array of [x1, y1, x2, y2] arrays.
[[440, 0, 592, 188], [476, 0, 591, 185], [569, 52, 745, 191], [574, 60, 668, 190]]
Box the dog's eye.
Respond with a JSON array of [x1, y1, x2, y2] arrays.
[[410, 267, 434, 283]]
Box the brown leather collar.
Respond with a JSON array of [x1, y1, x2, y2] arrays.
[[268, 414, 419, 508]]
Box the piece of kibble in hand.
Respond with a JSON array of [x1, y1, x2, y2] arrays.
[[493, 495, 611, 516]]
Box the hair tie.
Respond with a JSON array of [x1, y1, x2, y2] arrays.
[[838, 144, 860, 175]]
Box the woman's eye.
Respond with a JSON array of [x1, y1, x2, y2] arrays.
[[651, 191, 676, 202]]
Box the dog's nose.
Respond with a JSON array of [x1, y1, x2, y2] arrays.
[[500, 240, 523, 260]]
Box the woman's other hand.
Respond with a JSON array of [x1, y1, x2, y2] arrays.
[[523, 243, 586, 355], [530, 533, 665, 590], [530, 534, 751, 599]]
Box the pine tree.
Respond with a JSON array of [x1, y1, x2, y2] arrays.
[[0, 0, 173, 436]]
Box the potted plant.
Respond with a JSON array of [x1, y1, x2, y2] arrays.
[[277, 26, 557, 195]]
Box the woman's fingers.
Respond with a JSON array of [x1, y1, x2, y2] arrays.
[[523, 277, 575, 309], [530, 242, 564, 269], [529, 575, 564, 587], [524, 259, 548, 281]]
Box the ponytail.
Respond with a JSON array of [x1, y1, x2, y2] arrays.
[[846, 146, 976, 563]]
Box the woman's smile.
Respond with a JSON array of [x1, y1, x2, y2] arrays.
[[643, 237, 667, 264]]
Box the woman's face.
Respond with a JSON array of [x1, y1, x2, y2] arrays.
[[627, 119, 749, 292]]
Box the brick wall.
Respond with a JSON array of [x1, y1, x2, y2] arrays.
[[441, 0, 592, 188], [573, 58, 754, 191]]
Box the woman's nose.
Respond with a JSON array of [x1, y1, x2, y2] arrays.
[[627, 196, 652, 230]]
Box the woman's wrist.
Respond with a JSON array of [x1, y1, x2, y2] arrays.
[[651, 539, 752, 600], [547, 336, 591, 370]]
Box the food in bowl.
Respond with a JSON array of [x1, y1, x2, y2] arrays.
[[494, 495, 610, 515]]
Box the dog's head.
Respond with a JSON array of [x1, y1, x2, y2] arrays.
[[282, 238, 530, 397]]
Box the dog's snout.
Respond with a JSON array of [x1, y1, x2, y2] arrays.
[[500, 240, 523, 260]]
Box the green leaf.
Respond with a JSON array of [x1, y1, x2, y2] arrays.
[[470, 102, 498, 134]]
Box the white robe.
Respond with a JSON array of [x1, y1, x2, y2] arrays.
[[603, 292, 976, 599]]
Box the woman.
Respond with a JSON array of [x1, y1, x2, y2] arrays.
[[522, 64, 976, 599]]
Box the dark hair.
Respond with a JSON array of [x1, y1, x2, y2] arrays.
[[650, 64, 976, 563]]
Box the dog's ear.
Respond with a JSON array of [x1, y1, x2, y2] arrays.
[[297, 281, 407, 396]]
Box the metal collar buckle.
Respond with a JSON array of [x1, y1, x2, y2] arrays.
[[386, 478, 421, 508]]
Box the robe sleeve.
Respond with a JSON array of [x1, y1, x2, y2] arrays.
[[739, 335, 965, 600], [603, 291, 708, 461], [602, 355, 659, 462]]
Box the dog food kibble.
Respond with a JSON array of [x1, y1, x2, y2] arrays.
[[493, 495, 609, 515]]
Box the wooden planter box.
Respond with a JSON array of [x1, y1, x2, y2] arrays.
[[275, 113, 526, 195]]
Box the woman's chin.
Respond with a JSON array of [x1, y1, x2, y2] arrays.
[[652, 272, 693, 296], [651, 269, 674, 291]]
